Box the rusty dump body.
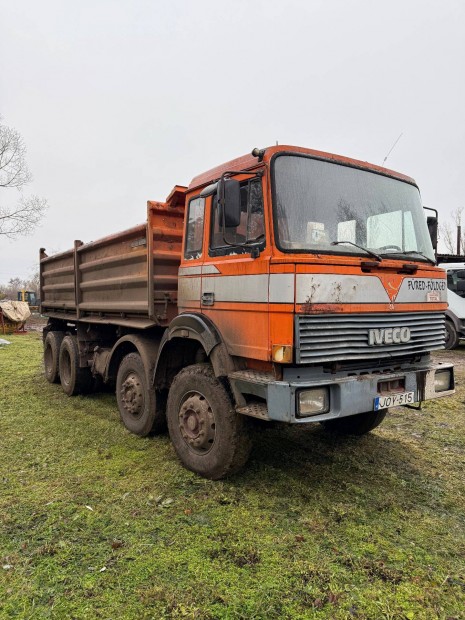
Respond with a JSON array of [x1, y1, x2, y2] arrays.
[[39, 145, 455, 478], [40, 186, 186, 329]]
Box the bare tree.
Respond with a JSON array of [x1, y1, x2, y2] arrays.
[[0, 115, 48, 238], [23, 269, 40, 293], [439, 207, 465, 254], [440, 220, 456, 254], [0, 276, 23, 300]]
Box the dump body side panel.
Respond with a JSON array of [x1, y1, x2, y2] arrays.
[[40, 247, 77, 318], [76, 223, 149, 320], [40, 190, 186, 329]]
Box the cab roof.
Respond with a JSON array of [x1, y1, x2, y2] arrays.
[[188, 144, 416, 191]]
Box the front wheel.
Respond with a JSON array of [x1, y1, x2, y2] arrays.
[[321, 409, 387, 436], [445, 320, 459, 350], [166, 364, 252, 479]]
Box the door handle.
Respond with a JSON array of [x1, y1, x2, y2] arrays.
[[201, 292, 215, 306]]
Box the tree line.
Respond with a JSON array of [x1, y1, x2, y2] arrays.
[[0, 272, 40, 301]]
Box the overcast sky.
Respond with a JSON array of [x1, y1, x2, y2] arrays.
[[1, 0, 464, 282]]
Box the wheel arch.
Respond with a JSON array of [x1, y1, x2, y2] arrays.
[[445, 309, 462, 333], [43, 318, 69, 343], [153, 313, 238, 395], [106, 334, 161, 383]]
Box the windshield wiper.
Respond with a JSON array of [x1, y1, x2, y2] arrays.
[[379, 250, 436, 265], [331, 241, 382, 261]]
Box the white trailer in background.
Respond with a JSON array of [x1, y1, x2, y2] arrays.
[[438, 262, 465, 349]]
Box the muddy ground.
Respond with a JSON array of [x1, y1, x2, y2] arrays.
[[24, 313, 47, 332]]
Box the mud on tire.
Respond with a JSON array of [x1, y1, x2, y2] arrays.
[[44, 330, 64, 383], [166, 363, 252, 480], [59, 335, 93, 396]]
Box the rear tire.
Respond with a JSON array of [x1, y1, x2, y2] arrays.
[[321, 409, 387, 436], [44, 331, 64, 383], [166, 364, 252, 479], [116, 352, 165, 436], [59, 335, 93, 396], [445, 320, 459, 350]]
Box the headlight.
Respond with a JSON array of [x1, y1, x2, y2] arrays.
[[434, 369, 452, 392], [298, 388, 330, 417]]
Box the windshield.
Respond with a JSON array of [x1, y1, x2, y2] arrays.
[[446, 269, 465, 298], [272, 155, 435, 261]]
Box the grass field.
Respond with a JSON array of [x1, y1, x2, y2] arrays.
[[1, 333, 464, 619]]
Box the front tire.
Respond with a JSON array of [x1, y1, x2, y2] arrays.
[[44, 331, 64, 383], [321, 409, 387, 436], [166, 364, 252, 479], [445, 320, 459, 350], [59, 335, 93, 396], [116, 352, 165, 436]]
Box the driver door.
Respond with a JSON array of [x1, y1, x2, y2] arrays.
[[201, 176, 271, 361]]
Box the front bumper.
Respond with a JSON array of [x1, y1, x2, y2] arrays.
[[229, 359, 455, 424]]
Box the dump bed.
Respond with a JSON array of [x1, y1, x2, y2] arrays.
[[40, 189, 186, 328]]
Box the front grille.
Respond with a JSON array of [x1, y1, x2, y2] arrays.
[[296, 312, 445, 364]]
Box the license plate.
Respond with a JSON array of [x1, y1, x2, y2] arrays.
[[374, 391, 415, 410]]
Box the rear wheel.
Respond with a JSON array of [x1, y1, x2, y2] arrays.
[[116, 352, 165, 436], [445, 320, 459, 350], [166, 364, 252, 479], [44, 331, 64, 383], [321, 409, 387, 436], [59, 335, 93, 396]]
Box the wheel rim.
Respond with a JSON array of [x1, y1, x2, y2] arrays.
[[120, 372, 144, 419], [178, 391, 216, 455]]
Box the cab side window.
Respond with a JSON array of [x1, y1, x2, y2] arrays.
[[184, 196, 205, 259], [210, 178, 265, 256]]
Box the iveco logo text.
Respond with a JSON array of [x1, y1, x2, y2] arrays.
[[368, 327, 411, 346]]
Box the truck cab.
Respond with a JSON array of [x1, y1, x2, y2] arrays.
[[177, 146, 453, 426]]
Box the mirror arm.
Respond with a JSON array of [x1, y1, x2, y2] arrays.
[[218, 169, 263, 184], [423, 206, 438, 219]]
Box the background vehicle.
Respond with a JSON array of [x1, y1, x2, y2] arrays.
[[438, 262, 465, 349], [17, 290, 40, 311], [40, 145, 454, 478]]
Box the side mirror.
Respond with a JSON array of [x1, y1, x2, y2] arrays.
[[218, 178, 241, 228], [426, 216, 438, 251]]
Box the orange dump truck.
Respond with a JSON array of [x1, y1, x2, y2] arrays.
[[40, 145, 454, 478]]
